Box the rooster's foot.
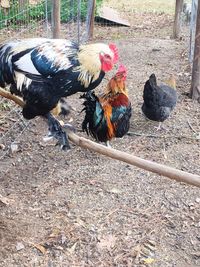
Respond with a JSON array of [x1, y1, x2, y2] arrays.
[[155, 122, 166, 131], [44, 113, 71, 150]]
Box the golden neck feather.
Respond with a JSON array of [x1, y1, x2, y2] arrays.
[[75, 44, 104, 87], [164, 74, 176, 89], [105, 77, 128, 97]]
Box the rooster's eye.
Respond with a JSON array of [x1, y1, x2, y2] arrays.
[[104, 54, 111, 60]]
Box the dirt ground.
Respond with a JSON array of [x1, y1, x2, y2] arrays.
[[0, 6, 200, 267]]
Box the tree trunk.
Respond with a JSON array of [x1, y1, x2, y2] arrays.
[[173, 0, 183, 38], [191, 0, 200, 101], [52, 0, 60, 39], [189, 0, 198, 62]]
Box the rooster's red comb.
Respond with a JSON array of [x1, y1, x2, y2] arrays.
[[115, 64, 127, 81], [109, 43, 119, 64]]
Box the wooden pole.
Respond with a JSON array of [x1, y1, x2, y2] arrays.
[[0, 88, 25, 107], [88, 0, 96, 40], [189, 0, 198, 62], [52, 0, 61, 38], [69, 132, 200, 188], [0, 87, 200, 188], [77, 0, 81, 45], [191, 0, 200, 102], [173, 0, 183, 38]]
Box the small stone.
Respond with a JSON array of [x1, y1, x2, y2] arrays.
[[61, 234, 67, 244], [196, 222, 200, 228], [109, 188, 121, 194], [195, 198, 200, 203], [10, 143, 19, 153], [0, 144, 5, 150], [16, 242, 25, 251]]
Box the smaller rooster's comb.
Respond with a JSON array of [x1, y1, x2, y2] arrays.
[[109, 43, 119, 64], [117, 64, 127, 75]]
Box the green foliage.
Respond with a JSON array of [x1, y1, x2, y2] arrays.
[[0, 1, 46, 30], [60, 0, 103, 22], [0, 0, 104, 29]]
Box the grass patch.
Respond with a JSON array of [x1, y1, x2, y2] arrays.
[[104, 0, 176, 15]]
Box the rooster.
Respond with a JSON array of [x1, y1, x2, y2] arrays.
[[81, 64, 132, 146], [142, 73, 177, 130], [0, 38, 118, 149]]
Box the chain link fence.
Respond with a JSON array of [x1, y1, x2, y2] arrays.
[[0, 0, 102, 160], [0, 0, 97, 42], [0, 0, 50, 41]]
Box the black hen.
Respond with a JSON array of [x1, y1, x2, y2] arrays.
[[142, 73, 177, 130]]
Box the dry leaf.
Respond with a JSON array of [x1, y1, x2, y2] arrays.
[[0, 144, 5, 150], [33, 244, 46, 254], [75, 218, 85, 228], [49, 228, 60, 238], [67, 242, 77, 254], [97, 234, 117, 251], [143, 258, 155, 265], [0, 194, 12, 206]]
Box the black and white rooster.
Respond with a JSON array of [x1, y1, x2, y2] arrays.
[[0, 38, 118, 149]]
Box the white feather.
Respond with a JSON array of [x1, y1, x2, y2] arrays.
[[36, 41, 75, 71], [15, 52, 41, 75], [15, 71, 32, 91]]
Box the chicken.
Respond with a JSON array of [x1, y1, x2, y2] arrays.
[[0, 38, 118, 149], [81, 64, 132, 146], [142, 73, 177, 130]]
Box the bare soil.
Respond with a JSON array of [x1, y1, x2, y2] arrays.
[[0, 10, 200, 267]]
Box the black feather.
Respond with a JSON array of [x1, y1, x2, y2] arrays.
[[142, 74, 177, 122]]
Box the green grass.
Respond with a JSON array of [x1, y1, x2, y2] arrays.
[[104, 0, 176, 15]]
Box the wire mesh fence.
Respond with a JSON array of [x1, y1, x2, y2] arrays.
[[0, 0, 131, 161], [0, 0, 99, 160], [0, 0, 96, 42], [0, 0, 195, 160], [0, 0, 50, 41]]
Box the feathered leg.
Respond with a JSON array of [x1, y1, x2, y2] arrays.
[[44, 112, 70, 150], [106, 141, 111, 147]]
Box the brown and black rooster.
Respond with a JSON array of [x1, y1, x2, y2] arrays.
[[81, 65, 132, 146], [0, 38, 118, 149]]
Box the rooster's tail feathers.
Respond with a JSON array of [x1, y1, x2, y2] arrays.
[[0, 44, 15, 87]]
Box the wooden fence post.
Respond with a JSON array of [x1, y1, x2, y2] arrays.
[[52, 0, 61, 39], [173, 0, 183, 38], [89, 0, 96, 39], [189, 0, 198, 62], [191, 0, 200, 101], [86, 0, 96, 40]]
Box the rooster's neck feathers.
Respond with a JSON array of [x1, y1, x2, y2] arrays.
[[164, 74, 176, 90], [76, 43, 115, 88], [150, 73, 176, 90], [104, 77, 128, 97]]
